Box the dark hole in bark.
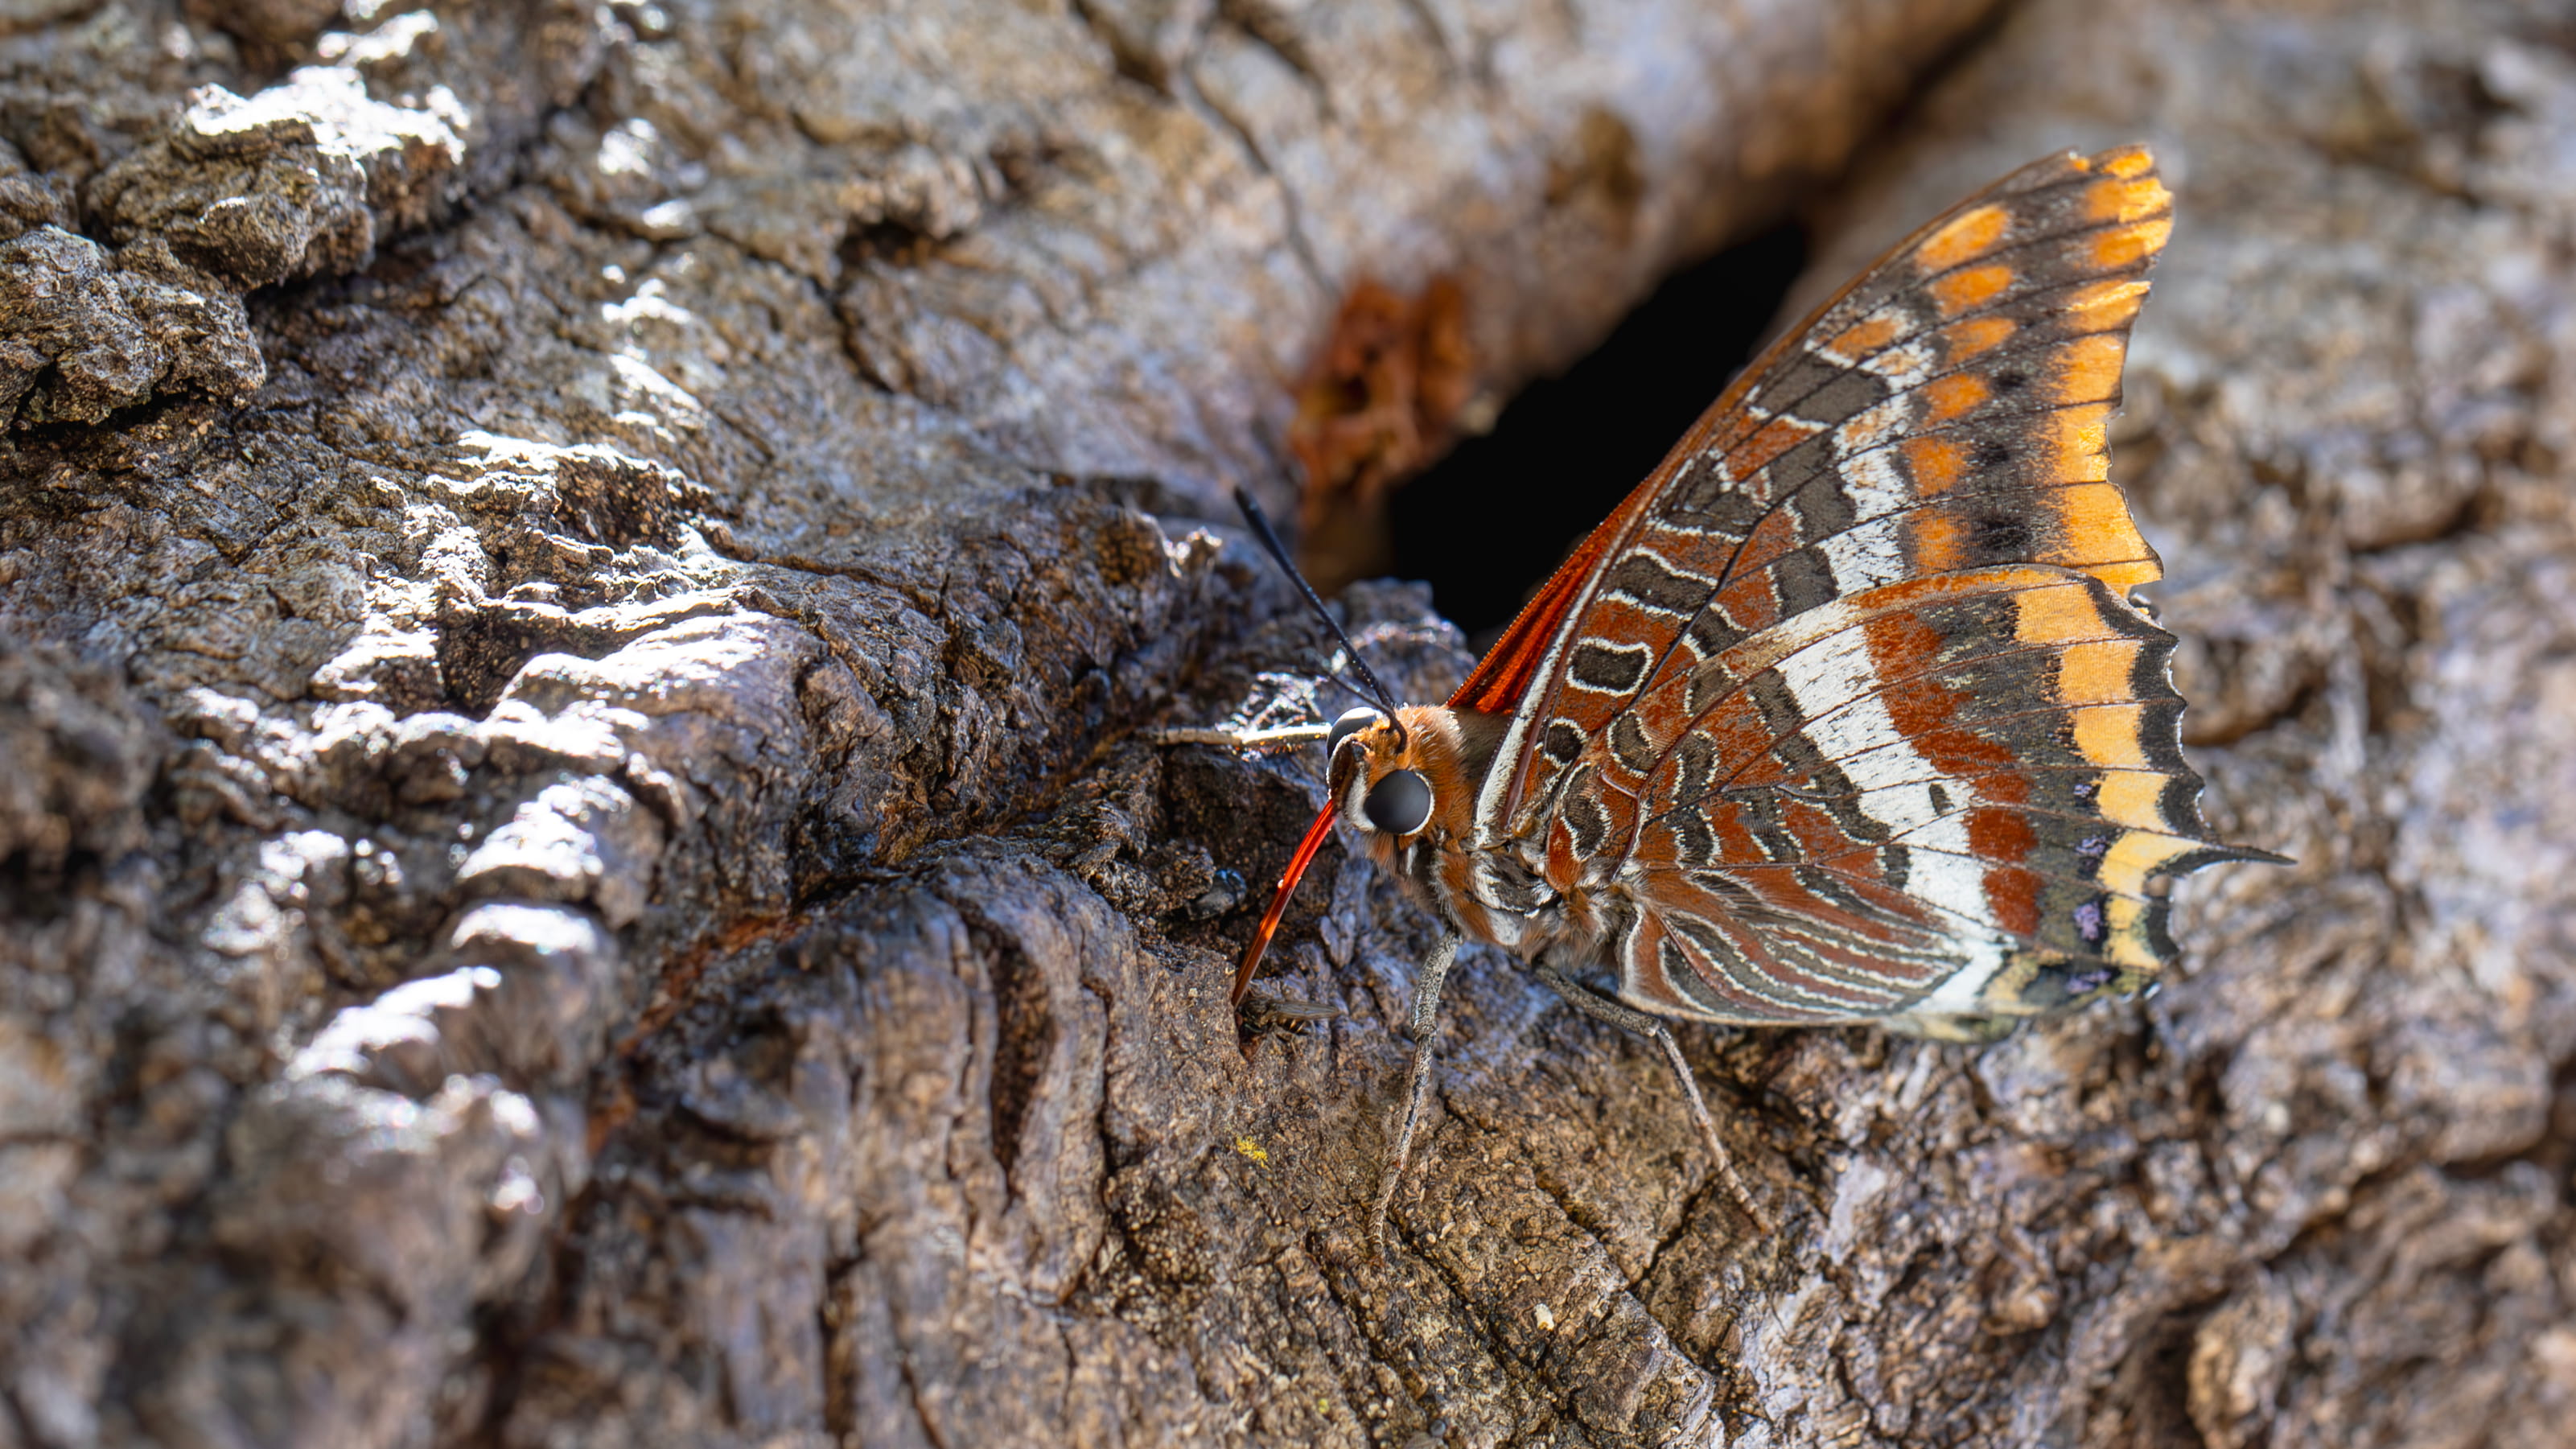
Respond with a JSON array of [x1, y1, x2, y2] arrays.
[[1388, 220, 1808, 645]]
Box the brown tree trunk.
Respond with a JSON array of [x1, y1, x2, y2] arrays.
[[4, 2, 2570, 1447]]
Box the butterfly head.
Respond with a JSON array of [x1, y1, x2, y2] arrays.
[[1222, 484, 1483, 1009], [1230, 703, 1479, 1008], [1324, 706, 1439, 838]]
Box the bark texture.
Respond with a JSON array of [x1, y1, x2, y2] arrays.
[[4, 2, 2571, 1448]]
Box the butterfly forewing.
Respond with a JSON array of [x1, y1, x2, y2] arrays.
[[1458, 145, 2260, 1027]]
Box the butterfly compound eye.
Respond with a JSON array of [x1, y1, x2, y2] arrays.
[[1364, 769, 1434, 835], [1326, 706, 1381, 758]]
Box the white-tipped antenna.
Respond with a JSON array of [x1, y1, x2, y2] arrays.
[[1232, 486, 1409, 747]]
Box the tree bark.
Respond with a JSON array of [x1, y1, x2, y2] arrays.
[[5, 2, 2571, 1448]]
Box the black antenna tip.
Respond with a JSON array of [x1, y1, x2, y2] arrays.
[[1232, 487, 1292, 565], [1231, 485, 1409, 736]]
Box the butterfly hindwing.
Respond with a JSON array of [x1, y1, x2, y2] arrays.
[[1604, 566, 2262, 1023]]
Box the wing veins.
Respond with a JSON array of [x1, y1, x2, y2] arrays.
[[1606, 309, 2153, 776], [1707, 635, 2158, 796], [1512, 196, 2161, 804], [1594, 585, 2164, 871], [1714, 207, 2169, 446]]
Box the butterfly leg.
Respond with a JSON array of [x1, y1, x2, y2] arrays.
[[1368, 929, 1461, 1258], [1144, 722, 1331, 751], [1529, 958, 1767, 1231]]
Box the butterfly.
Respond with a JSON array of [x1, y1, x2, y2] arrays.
[[1211, 145, 2283, 1250]]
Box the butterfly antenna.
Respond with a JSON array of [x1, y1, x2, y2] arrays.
[[1232, 486, 1409, 746]]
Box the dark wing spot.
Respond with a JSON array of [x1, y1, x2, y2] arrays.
[[1562, 785, 1611, 854], [1972, 511, 2034, 557], [1789, 364, 1891, 426], [1609, 713, 1656, 773], [1665, 459, 1764, 533], [1670, 735, 1718, 805], [1789, 471, 1859, 541], [1602, 550, 1712, 616], [1774, 548, 1838, 614], [1687, 608, 1746, 659], [1746, 670, 1809, 738], [1543, 719, 1586, 763], [1570, 641, 1651, 694], [1667, 808, 1715, 868]]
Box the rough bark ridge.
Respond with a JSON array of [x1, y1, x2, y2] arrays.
[[6, 0, 2570, 1446]]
